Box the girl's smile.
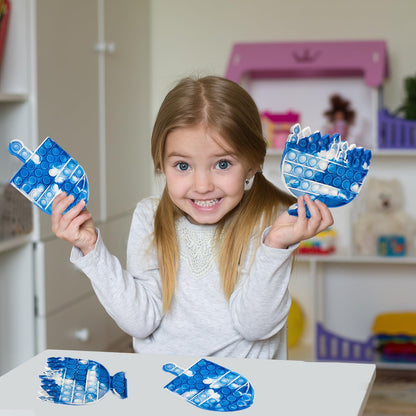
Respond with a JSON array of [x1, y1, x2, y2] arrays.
[[163, 124, 254, 225], [192, 198, 221, 208]]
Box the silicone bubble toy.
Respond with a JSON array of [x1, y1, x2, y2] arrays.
[[163, 359, 254, 412], [38, 357, 127, 405], [281, 123, 372, 217], [8, 138, 89, 215]]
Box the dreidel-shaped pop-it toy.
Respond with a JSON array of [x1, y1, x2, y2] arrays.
[[163, 359, 254, 412], [39, 356, 127, 405], [281, 123, 372, 217], [8, 138, 89, 215]]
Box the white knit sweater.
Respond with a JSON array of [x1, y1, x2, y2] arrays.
[[71, 197, 296, 359]]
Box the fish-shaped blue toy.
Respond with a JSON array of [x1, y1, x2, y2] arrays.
[[281, 123, 372, 217], [39, 357, 127, 405], [163, 359, 254, 412], [8, 138, 89, 215]]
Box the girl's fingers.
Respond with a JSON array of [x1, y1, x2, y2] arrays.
[[51, 193, 87, 236], [304, 195, 321, 216], [51, 192, 65, 219], [51, 193, 70, 234], [52, 192, 74, 216], [304, 195, 322, 228], [55, 200, 86, 232], [305, 198, 333, 234], [296, 195, 307, 221], [269, 196, 333, 248], [300, 195, 334, 238], [52, 191, 67, 204], [68, 211, 92, 232], [61, 199, 86, 223], [314, 199, 334, 231]]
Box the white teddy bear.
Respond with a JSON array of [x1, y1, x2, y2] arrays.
[[353, 177, 416, 256]]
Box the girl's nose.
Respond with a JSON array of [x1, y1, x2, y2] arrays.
[[193, 171, 214, 193]]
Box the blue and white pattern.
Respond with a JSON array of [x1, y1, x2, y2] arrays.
[[281, 123, 372, 216], [39, 357, 127, 405], [8, 138, 89, 215], [163, 359, 254, 412]]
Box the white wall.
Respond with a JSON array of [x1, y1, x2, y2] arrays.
[[150, 0, 416, 121]]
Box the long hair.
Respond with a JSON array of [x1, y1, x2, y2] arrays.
[[151, 76, 295, 311]]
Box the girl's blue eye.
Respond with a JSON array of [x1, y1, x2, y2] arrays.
[[176, 162, 189, 171], [217, 160, 230, 170]]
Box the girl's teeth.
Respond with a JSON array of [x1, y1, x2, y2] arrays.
[[193, 199, 219, 207]]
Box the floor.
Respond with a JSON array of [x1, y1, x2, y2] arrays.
[[363, 368, 416, 416]]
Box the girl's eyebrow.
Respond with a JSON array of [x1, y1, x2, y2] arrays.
[[216, 150, 237, 158], [165, 151, 186, 158], [166, 150, 237, 159]]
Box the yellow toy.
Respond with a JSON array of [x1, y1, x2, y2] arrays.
[[288, 297, 305, 348]]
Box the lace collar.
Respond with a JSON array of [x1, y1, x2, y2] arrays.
[[175, 217, 217, 279]]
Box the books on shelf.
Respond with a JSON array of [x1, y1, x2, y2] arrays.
[[0, 0, 10, 70]]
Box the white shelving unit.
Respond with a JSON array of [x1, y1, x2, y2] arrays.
[[0, 0, 36, 375], [226, 41, 416, 366], [0, 0, 151, 376]]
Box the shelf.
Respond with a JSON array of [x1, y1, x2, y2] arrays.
[[376, 361, 416, 371], [0, 93, 28, 102], [372, 149, 416, 157], [0, 234, 32, 254], [296, 254, 416, 265]]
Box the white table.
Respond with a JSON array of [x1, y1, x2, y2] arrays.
[[0, 349, 375, 415]]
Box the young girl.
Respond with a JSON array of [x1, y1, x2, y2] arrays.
[[51, 75, 333, 359]]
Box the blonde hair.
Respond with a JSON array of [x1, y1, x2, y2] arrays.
[[151, 76, 295, 311]]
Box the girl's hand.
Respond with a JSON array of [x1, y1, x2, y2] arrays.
[[51, 192, 97, 256], [265, 195, 334, 249]]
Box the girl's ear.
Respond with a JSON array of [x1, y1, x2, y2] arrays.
[[246, 166, 259, 180], [244, 167, 258, 191]]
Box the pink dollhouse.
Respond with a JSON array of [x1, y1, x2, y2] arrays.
[[225, 40, 388, 150]]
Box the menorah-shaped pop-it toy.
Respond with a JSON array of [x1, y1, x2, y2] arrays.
[[281, 123, 372, 217]]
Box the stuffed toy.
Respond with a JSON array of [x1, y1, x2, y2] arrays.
[[353, 177, 416, 256]]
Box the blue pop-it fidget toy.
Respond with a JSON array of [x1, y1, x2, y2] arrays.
[[8, 138, 89, 215], [163, 359, 254, 412], [38, 357, 127, 405], [281, 123, 372, 217]]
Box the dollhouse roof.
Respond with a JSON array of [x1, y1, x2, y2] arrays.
[[225, 41, 388, 88], [260, 111, 300, 123]]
